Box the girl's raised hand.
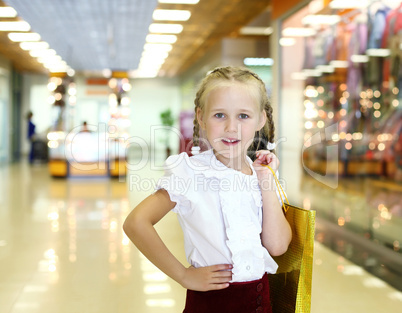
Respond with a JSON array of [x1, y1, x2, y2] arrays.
[[252, 150, 280, 182], [180, 264, 233, 291]]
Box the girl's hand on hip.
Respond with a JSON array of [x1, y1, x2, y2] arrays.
[[253, 150, 280, 181], [180, 264, 233, 291]]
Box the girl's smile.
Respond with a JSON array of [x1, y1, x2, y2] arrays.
[[221, 137, 240, 146]]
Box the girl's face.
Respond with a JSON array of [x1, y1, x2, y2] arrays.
[[197, 83, 266, 166]]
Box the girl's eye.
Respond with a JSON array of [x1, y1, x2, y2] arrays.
[[214, 113, 225, 118], [239, 113, 249, 119]]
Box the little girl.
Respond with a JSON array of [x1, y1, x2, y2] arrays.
[[123, 66, 291, 313]]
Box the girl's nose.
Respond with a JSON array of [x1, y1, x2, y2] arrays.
[[225, 118, 238, 133]]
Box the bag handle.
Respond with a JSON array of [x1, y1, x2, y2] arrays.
[[262, 164, 289, 212]]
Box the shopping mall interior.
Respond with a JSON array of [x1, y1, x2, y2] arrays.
[[0, 0, 402, 312]]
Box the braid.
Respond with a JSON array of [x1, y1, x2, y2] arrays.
[[265, 100, 275, 144], [192, 81, 205, 147], [192, 104, 200, 146], [245, 69, 276, 156]]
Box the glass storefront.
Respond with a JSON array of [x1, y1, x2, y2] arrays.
[[279, 1, 402, 253]]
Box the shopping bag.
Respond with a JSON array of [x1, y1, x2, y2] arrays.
[[263, 165, 315, 313]]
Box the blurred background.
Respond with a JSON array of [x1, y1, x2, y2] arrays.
[[0, 0, 401, 312]]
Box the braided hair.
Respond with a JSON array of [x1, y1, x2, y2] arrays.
[[192, 66, 275, 158]]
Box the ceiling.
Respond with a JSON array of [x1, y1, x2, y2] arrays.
[[0, 0, 271, 77]]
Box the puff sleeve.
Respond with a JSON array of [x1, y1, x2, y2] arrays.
[[155, 153, 195, 214]]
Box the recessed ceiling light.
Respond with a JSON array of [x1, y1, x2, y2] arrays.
[[102, 69, 112, 77], [0, 7, 17, 18], [316, 65, 334, 73], [243, 58, 274, 66], [143, 43, 173, 52], [302, 15, 341, 25], [366, 49, 391, 57], [8, 32, 41, 42], [48, 67, 68, 73], [329, 60, 349, 68], [20, 41, 49, 50], [140, 57, 165, 67], [139, 62, 165, 73], [142, 51, 169, 59], [44, 60, 67, 69], [240, 27, 273, 36], [329, 0, 369, 9], [0, 21, 30, 31], [37, 55, 62, 64], [153, 10, 191, 21], [302, 69, 322, 77], [282, 27, 316, 37], [158, 0, 199, 3], [351, 55, 369, 63], [146, 34, 177, 44], [29, 49, 56, 58], [279, 38, 296, 46], [43, 61, 67, 68], [129, 69, 159, 78], [66, 68, 75, 76], [149, 23, 183, 34]]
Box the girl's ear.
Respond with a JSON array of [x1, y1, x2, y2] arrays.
[[258, 110, 267, 131], [196, 107, 206, 130]]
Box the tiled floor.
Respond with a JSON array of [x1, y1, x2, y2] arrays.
[[0, 161, 402, 313]]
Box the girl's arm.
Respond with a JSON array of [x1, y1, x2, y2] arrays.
[[123, 189, 233, 291], [253, 151, 292, 256]]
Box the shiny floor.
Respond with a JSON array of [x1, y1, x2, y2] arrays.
[[1, 161, 402, 313]]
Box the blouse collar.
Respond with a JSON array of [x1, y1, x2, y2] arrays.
[[192, 149, 256, 179]]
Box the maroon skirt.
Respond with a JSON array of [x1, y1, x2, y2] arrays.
[[183, 273, 272, 313]]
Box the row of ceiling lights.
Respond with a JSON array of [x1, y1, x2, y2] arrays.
[[133, 0, 200, 78], [0, 0, 200, 77], [0, 6, 74, 75]]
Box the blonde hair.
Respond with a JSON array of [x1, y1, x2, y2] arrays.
[[193, 66, 275, 154]]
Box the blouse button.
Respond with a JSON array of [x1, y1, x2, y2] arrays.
[[246, 265, 251, 271]]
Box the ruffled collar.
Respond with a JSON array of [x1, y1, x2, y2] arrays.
[[191, 149, 256, 179], [190, 150, 262, 209]]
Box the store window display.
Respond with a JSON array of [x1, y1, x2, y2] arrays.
[[279, 0, 401, 257], [47, 73, 129, 178]]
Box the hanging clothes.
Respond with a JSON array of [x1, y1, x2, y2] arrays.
[[302, 36, 316, 70], [381, 3, 402, 87], [367, 3, 390, 87], [347, 15, 368, 101], [368, 3, 390, 49]]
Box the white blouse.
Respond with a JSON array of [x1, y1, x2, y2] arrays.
[[155, 149, 283, 282]]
